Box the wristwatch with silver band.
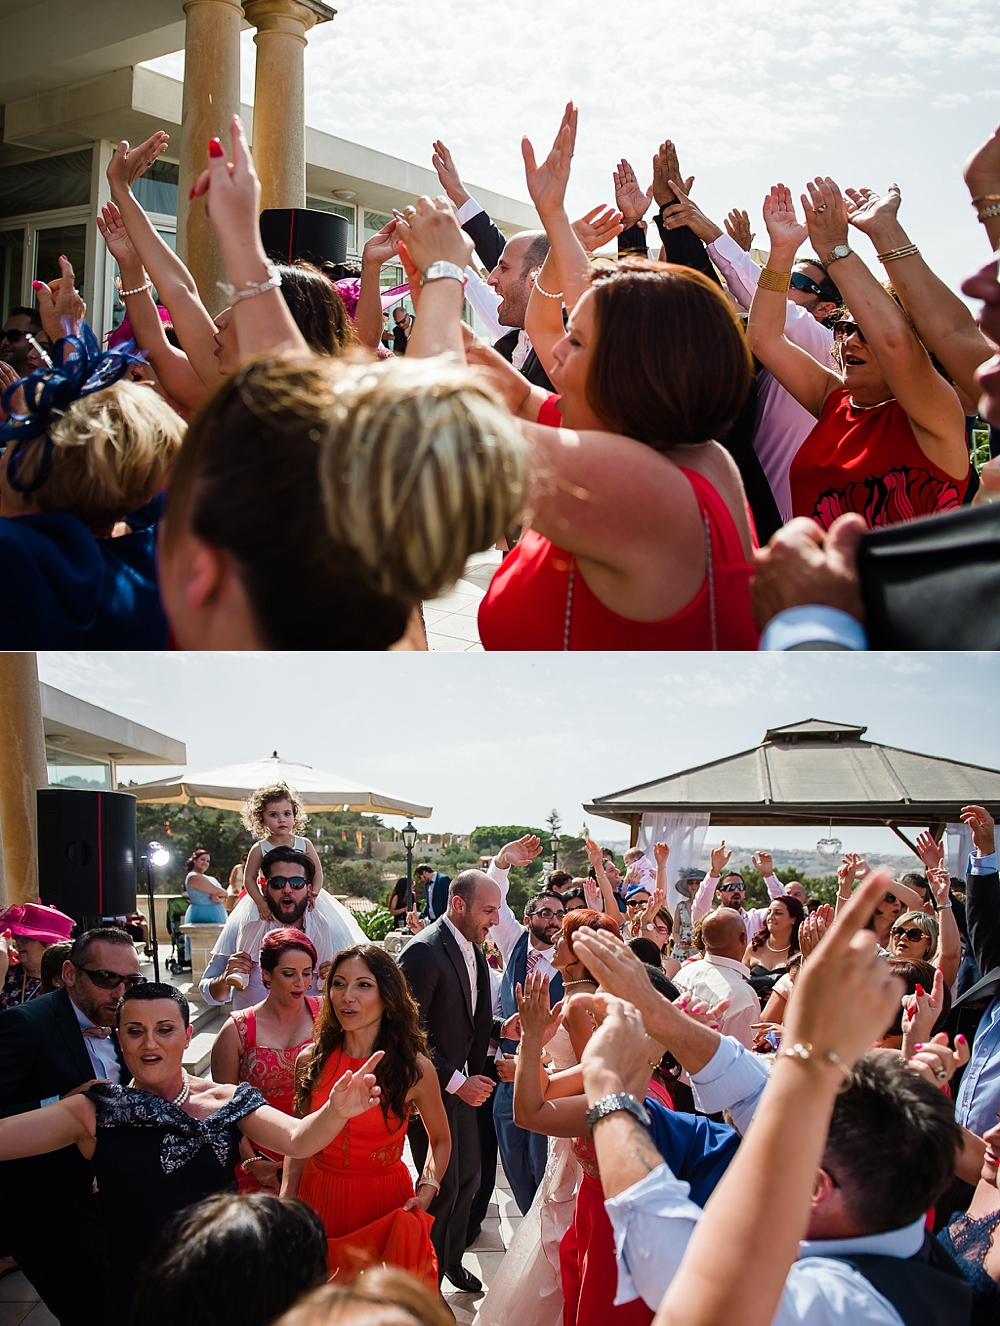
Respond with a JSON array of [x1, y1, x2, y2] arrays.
[[585, 1091, 651, 1134], [421, 260, 465, 286]]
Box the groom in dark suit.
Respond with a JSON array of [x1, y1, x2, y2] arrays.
[[399, 870, 501, 1292], [0, 927, 141, 1325]]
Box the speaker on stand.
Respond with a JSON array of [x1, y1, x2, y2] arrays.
[[259, 208, 349, 268], [37, 788, 138, 931]]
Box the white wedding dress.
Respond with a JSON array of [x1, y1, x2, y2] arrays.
[[474, 1023, 581, 1326]]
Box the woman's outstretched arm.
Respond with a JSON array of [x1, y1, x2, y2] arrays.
[[240, 1050, 383, 1157], [0, 1092, 96, 1161], [522, 103, 592, 313]]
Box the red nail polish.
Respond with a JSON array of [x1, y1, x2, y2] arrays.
[[914, 1043, 923, 1050], [915, 984, 924, 996], [208, 138, 225, 158], [189, 186, 197, 200], [31, 280, 42, 290]]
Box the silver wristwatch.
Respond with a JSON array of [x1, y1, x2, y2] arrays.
[[585, 1091, 651, 1135], [421, 260, 464, 286]]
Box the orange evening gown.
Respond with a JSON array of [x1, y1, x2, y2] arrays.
[[297, 1048, 438, 1289]]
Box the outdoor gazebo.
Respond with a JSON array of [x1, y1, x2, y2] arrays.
[[584, 719, 1000, 865]]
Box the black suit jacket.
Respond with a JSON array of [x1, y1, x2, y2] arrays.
[[398, 918, 492, 1095], [462, 209, 506, 274], [953, 868, 1000, 1009]]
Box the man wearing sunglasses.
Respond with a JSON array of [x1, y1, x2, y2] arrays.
[[0, 306, 43, 377], [0, 925, 142, 1326], [200, 846, 365, 1011]]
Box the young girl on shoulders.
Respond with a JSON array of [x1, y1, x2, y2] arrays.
[[240, 783, 325, 921]]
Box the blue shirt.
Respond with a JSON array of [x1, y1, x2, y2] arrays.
[[956, 851, 1000, 1136], [760, 605, 867, 652]]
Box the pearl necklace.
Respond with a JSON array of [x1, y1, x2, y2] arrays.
[[171, 1070, 191, 1108], [562, 979, 597, 990], [765, 939, 791, 953]]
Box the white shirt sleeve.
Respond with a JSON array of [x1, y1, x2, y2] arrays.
[[691, 872, 717, 924], [487, 857, 527, 965], [455, 197, 484, 226], [603, 1164, 703, 1308], [464, 266, 505, 340], [689, 1035, 769, 1134], [446, 1069, 467, 1093], [765, 874, 787, 900], [199, 910, 241, 1004]]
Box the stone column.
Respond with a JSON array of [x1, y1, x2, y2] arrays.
[[0, 654, 49, 906], [243, 0, 336, 212], [176, 0, 244, 315]]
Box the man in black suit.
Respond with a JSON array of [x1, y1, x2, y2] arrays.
[[415, 863, 451, 922], [399, 869, 501, 1292], [432, 139, 554, 390], [0, 926, 141, 1325]]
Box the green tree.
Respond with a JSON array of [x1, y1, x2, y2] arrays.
[[545, 809, 563, 836], [471, 825, 547, 852]]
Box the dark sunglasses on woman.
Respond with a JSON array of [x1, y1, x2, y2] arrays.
[[833, 319, 867, 345], [889, 927, 927, 944]]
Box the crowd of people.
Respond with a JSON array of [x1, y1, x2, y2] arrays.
[[1, 108, 999, 648], [1, 786, 999, 1326]]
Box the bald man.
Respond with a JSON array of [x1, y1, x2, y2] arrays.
[[672, 907, 761, 1048]]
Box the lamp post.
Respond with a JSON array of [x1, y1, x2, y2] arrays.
[[142, 841, 170, 982], [401, 820, 418, 911], [550, 833, 561, 872]]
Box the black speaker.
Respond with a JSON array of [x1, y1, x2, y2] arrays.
[[37, 788, 137, 921], [259, 208, 348, 267]]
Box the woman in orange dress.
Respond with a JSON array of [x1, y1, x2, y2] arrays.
[[211, 929, 320, 1193], [282, 944, 450, 1290]]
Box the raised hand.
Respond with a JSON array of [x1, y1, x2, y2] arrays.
[[640, 887, 667, 929], [751, 851, 774, 877], [522, 102, 578, 220], [0, 364, 24, 424], [431, 139, 470, 210], [674, 992, 731, 1029], [496, 834, 543, 870], [32, 256, 86, 342], [800, 176, 850, 257], [330, 1050, 383, 1118], [584, 838, 604, 869], [107, 131, 170, 196], [724, 208, 755, 251], [963, 122, 1000, 200], [96, 202, 140, 266], [798, 905, 832, 959], [572, 205, 624, 255], [569, 930, 652, 1012], [658, 180, 722, 244], [613, 159, 653, 226], [583, 875, 604, 911], [907, 1031, 970, 1088], [651, 140, 695, 208], [190, 116, 262, 257], [844, 184, 902, 238], [710, 841, 731, 876], [362, 217, 400, 269], [914, 831, 945, 872], [405, 907, 425, 934], [926, 866, 952, 911], [0, 931, 10, 985], [960, 805, 996, 857], [394, 195, 473, 274], [515, 971, 560, 1040], [901, 966, 944, 1054], [579, 994, 653, 1101], [653, 841, 670, 869], [761, 183, 808, 254]]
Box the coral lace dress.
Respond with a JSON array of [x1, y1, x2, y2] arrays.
[[233, 998, 318, 1193], [297, 1048, 438, 1289]]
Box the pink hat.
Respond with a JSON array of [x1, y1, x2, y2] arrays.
[[106, 306, 172, 352], [0, 902, 75, 944]]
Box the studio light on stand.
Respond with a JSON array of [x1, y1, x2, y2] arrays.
[[401, 820, 418, 911], [143, 841, 170, 982]]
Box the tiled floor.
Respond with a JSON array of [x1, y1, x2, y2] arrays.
[[424, 549, 501, 652], [0, 1272, 57, 1326]]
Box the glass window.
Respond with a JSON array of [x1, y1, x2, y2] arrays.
[[0, 150, 92, 221], [46, 748, 112, 791], [364, 210, 392, 246], [133, 160, 179, 218], [34, 223, 87, 288], [0, 228, 25, 322], [306, 198, 356, 251]]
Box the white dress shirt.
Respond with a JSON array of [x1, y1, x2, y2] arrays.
[[607, 1161, 919, 1326], [486, 857, 559, 983], [691, 871, 789, 942], [443, 914, 482, 1095], [72, 999, 124, 1083], [671, 955, 761, 1049]]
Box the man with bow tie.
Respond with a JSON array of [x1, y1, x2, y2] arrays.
[[0, 926, 143, 1325]]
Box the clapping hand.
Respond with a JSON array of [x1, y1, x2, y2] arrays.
[[572, 205, 624, 255], [844, 184, 902, 238], [107, 131, 170, 196], [710, 841, 732, 876], [761, 183, 808, 254], [0, 364, 24, 425], [960, 805, 996, 857], [800, 176, 850, 258], [907, 1032, 970, 1088], [651, 140, 694, 208], [640, 887, 667, 930], [330, 1050, 383, 1118], [522, 102, 577, 220], [798, 903, 834, 960], [915, 831, 945, 872], [724, 208, 755, 251], [613, 159, 654, 226], [394, 195, 473, 274]]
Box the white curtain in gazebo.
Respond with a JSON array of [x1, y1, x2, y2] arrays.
[[944, 822, 974, 880], [638, 813, 711, 907]]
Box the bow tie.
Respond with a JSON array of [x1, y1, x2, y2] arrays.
[[82, 1026, 112, 1039]]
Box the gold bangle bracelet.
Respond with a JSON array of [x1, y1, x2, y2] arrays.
[[971, 195, 1000, 205], [757, 267, 792, 292], [876, 245, 919, 263], [978, 203, 1000, 222]]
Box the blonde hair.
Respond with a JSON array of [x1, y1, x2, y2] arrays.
[[1, 380, 184, 530], [240, 782, 307, 838], [274, 1269, 452, 1326], [892, 910, 939, 957], [319, 357, 528, 604]]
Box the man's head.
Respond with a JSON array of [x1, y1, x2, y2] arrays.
[[393, 308, 410, 327], [700, 907, 747, 961], [415, 865, 435, 886], [261, 847, 315, 927], [524, 890, 566, 946], [788, 259, 842, 324], [447, 870, 501, 944], [1, 306, 42, 375], [62, 927, 143, 1026], [547, 870, 573, 894], [807, 1051, 960, 1239], [784, 880, 808, 907], [716, 873, 745, 910], [487, 231, 550, 328]]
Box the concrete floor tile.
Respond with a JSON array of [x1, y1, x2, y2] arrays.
[[0, 1277, 38, 1304]]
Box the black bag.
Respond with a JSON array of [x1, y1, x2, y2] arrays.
[[857, 503, 1000, 648]]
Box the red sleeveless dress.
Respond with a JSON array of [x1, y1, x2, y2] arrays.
[[789, 387, 967, 530], [478, 467, 758, 650]]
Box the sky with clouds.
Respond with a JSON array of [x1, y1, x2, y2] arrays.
[[146, 0, 1000, 297], [36, 652, 999, 857]]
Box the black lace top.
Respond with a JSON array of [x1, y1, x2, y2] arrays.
[[938, 1208, 1000, 1326], [86, 1081, 267, 1325]]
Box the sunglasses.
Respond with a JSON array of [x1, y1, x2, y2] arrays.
[[884, 892, 897, 904], [833, 319, 867, 345], [890, 927, 928, 944], [790, 271, 825, 298], [531, 908, 565, 920], [267, 875, 309, 891], [0, 328, 30, 343], [77, 966, 148, 991]]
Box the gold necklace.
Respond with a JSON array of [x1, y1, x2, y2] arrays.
[[849, 394, 896, 412]]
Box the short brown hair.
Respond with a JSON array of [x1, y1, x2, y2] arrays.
[[278, 262, 357, 356], [584, 260, 752, 451]]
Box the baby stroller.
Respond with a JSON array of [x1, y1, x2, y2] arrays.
[[165, 897, 192, 974]]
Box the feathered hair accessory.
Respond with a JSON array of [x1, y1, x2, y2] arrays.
[[0, 322, 146, 493]]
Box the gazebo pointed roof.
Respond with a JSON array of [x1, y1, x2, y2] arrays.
[[583, 719, 1000, 830]]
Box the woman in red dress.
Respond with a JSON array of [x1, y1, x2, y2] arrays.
[[282, 945, 450, 1291], [211, 929, 320, 1193], [471, 104, 759, 651], [747, 177, 969, 530]]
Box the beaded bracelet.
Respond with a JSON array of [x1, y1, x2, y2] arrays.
[[217, 263, 283, 304], [782, 1041, 853, 1087], [532, 273, 563, 300], [119, 279, 153, 298], [978, 203, 1000, 222], [756, 267, 792, 293]]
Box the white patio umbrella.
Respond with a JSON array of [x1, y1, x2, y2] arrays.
[[127, 752, 432, 818]]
